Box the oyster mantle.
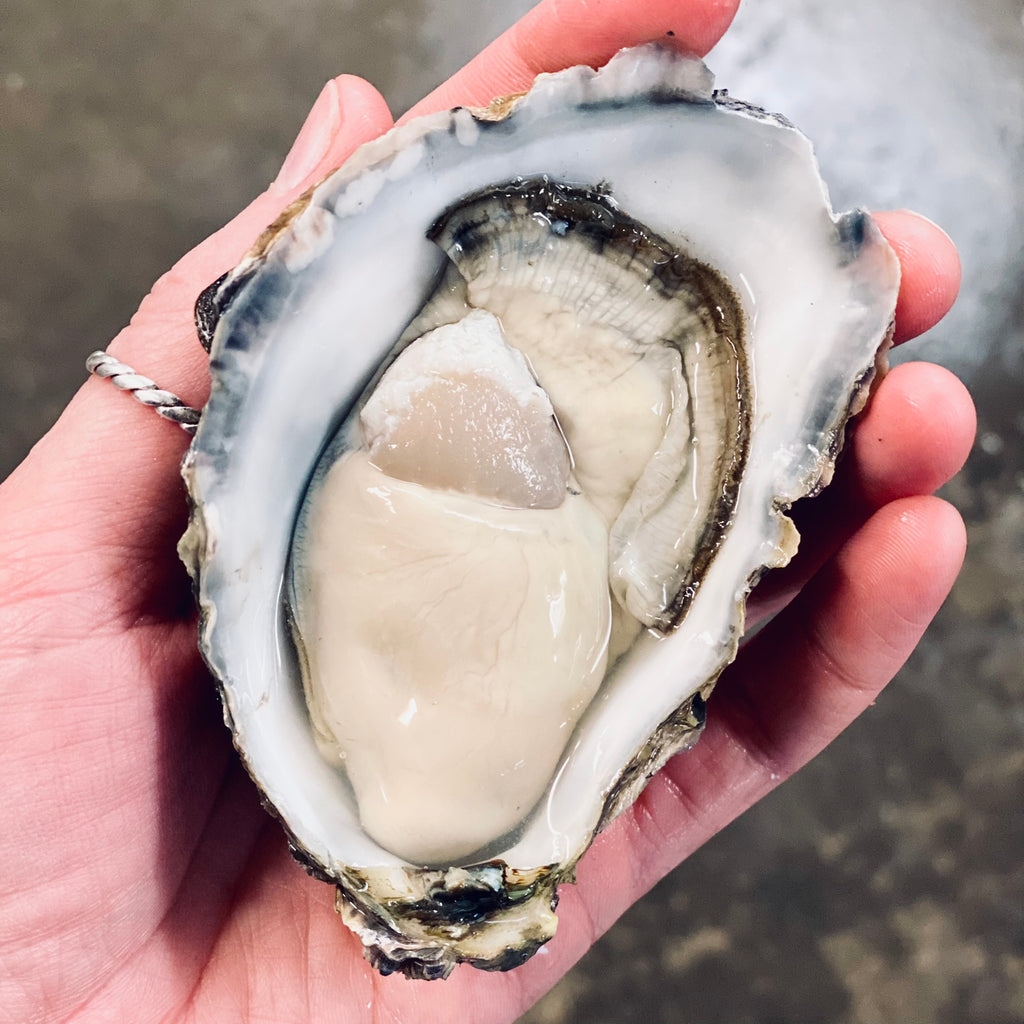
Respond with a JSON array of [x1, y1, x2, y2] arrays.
[[179, 46, 900, 979]]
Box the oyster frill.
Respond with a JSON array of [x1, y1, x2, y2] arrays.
[[179, 47, 900, 979]]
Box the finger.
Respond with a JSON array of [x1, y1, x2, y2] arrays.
[[401, 0, 741, 121], [848, 361, 975, 506], [0, 75, 393, 571], [720, 495, 966, 770], [873, 210, 962, 344], [748, 360, 975, 621], [106, 74, 394, 409], [559, 494, 967, 941], [75, 76, 388, 427]]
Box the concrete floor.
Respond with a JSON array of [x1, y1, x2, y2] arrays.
[[3, 1, 1022, 1020]]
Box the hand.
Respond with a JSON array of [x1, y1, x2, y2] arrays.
[[0, 1, 974, 1020]]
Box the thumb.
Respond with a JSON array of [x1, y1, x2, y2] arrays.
[[105, 74, 395, 411], [0, 75, 393, 550]]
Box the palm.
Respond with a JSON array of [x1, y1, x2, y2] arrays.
[[0, 2, 973, 1021]]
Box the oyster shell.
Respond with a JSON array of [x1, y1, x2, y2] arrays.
[[180, 46, 900, 979]]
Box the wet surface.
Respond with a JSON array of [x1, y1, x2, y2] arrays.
[[3, 1, 1022, 1020]]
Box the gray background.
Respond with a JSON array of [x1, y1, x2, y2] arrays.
[[3, 0, 1022, 1020]]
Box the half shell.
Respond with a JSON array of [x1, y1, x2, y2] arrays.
[[180, 46, 899, 978]]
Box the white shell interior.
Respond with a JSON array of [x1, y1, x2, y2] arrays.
[[185, 48, 899, 875]]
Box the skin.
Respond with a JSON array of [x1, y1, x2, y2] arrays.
[[0, 1, 975, 1021]]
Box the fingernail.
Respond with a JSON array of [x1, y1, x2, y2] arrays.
[[274, 80, 341, 193]]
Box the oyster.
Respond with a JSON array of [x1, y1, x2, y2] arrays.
[[180, 46, 900, 979]]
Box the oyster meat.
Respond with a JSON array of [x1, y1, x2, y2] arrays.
[[180, 46, 900, 979]]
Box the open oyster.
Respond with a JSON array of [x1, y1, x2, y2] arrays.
[[180, 47, 900, 979]]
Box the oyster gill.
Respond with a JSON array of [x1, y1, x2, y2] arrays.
[[288, 178, 750, 866], [180, 46, 900, 979]]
